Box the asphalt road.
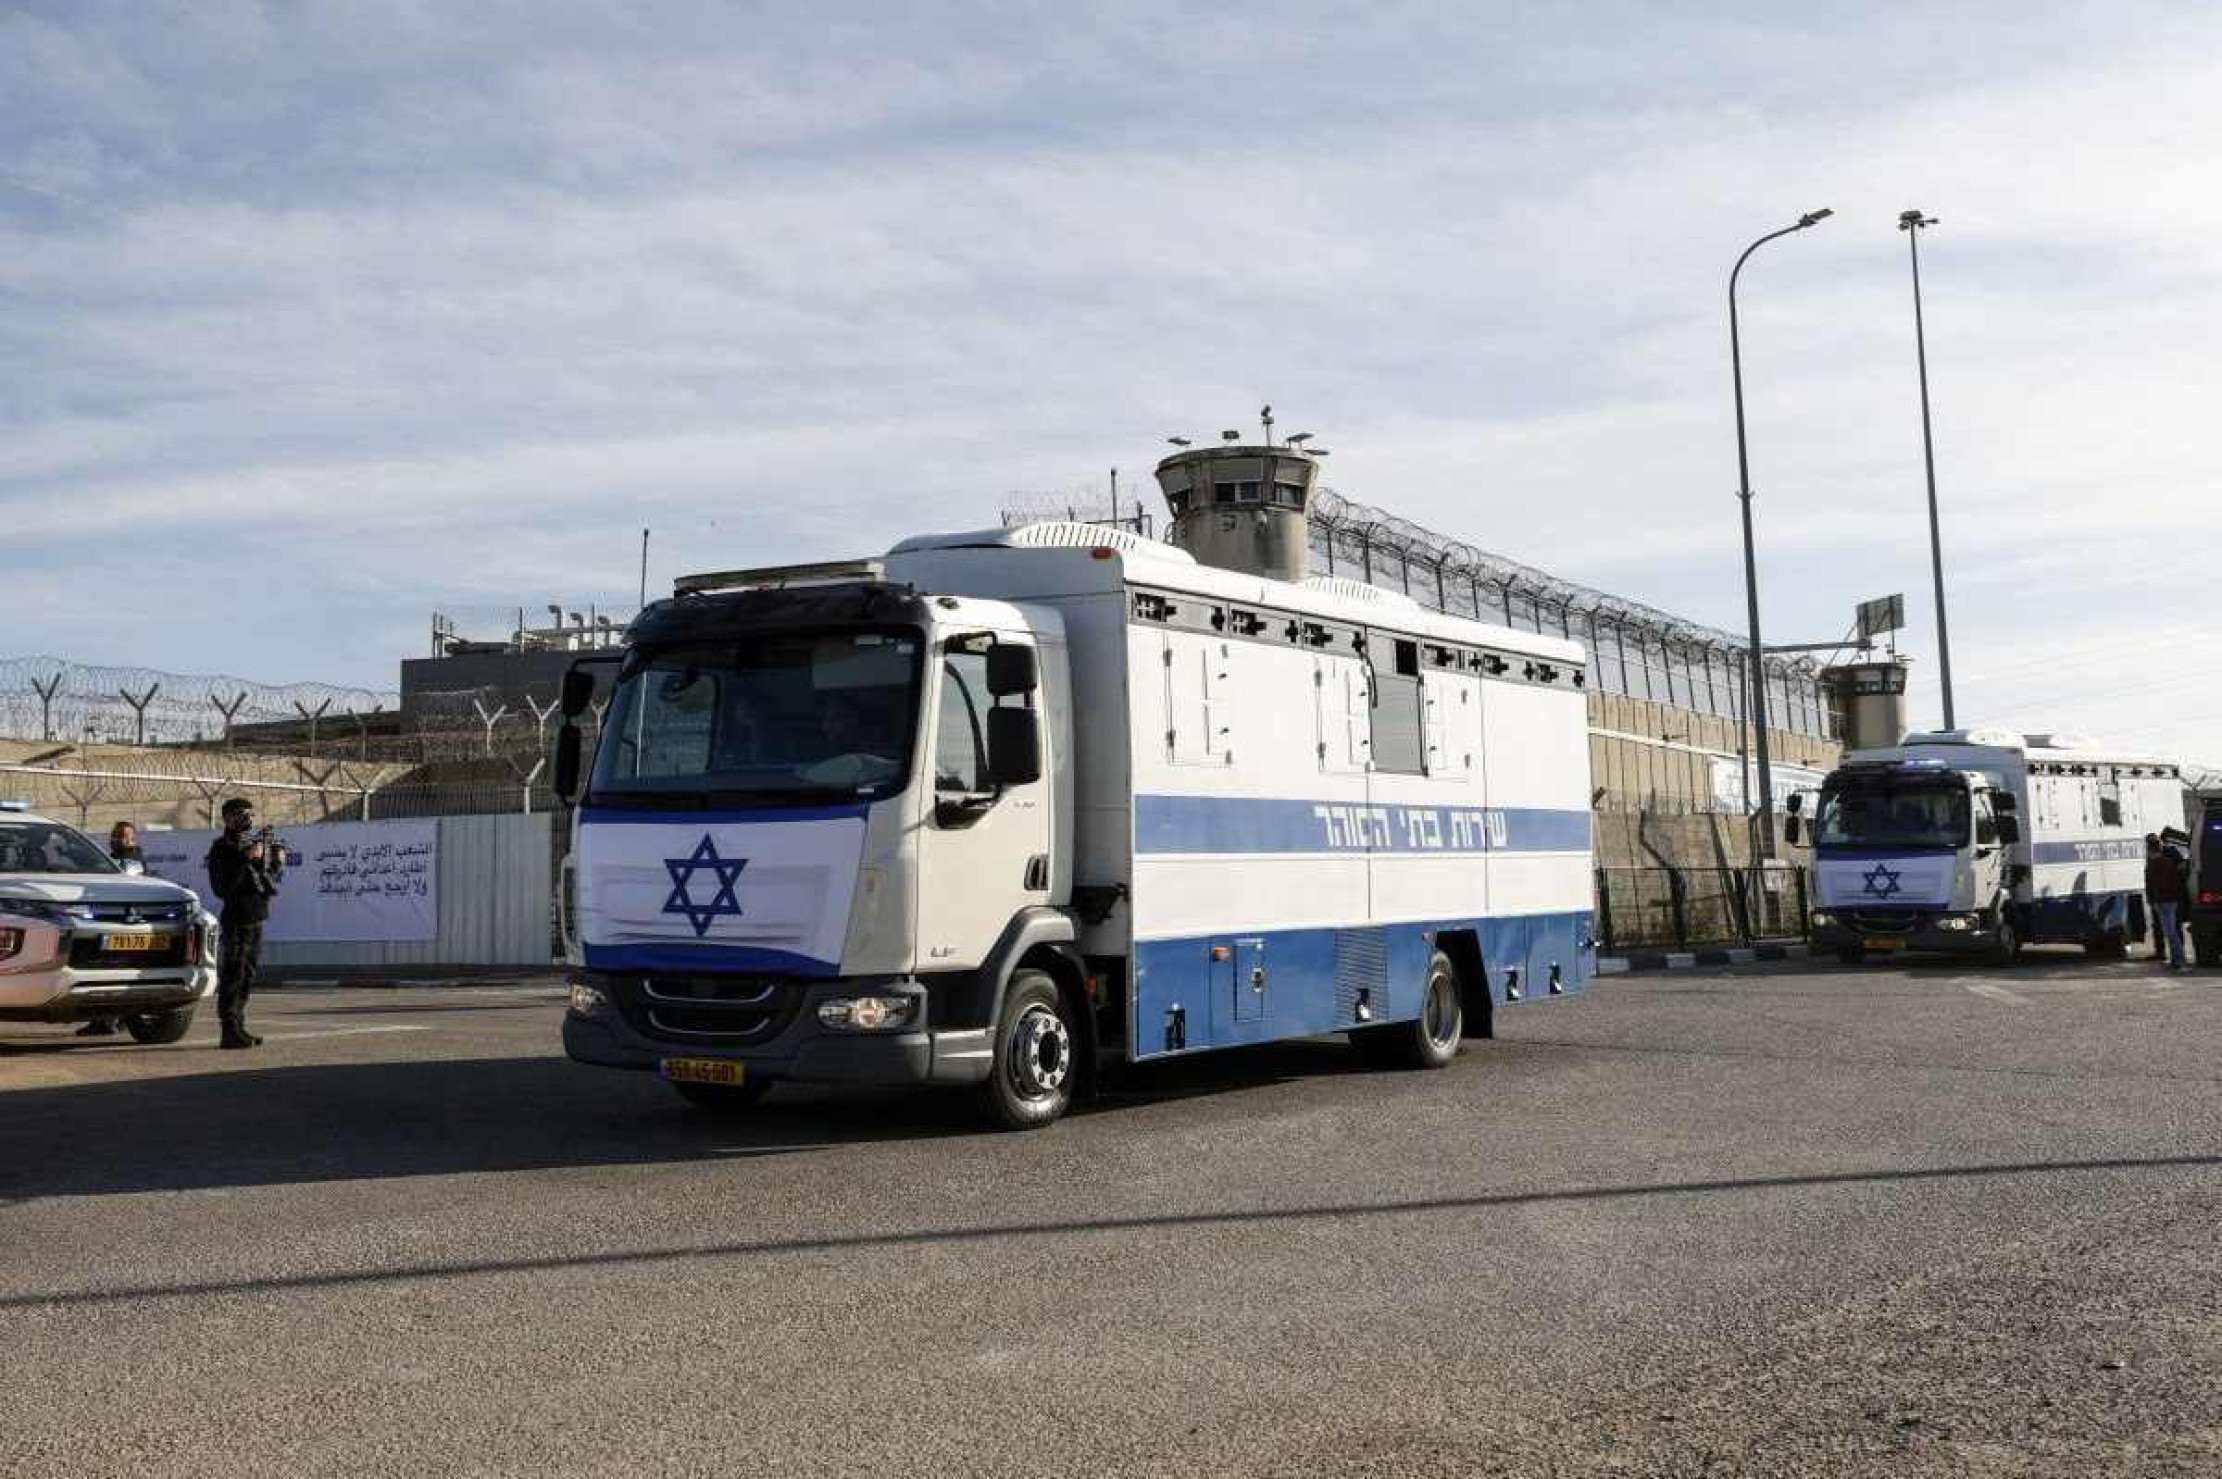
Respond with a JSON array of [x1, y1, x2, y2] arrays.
[[5, 953, 2220, 1477]]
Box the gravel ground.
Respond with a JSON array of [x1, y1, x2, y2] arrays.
[[4, 955, 2218, 1477]]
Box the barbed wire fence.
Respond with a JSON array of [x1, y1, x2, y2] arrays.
[[0, 656, 604, 830], [996, 483, 1828, 685], [0, 657, 395, 749]]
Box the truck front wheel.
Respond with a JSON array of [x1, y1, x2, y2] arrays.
[[978, 969, 1076, 1131], [1993, 916, 2022, 966]]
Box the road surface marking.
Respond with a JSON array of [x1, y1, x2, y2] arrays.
[[1963, 982, 2032, 1007], [255, 1025, 432, 1043]]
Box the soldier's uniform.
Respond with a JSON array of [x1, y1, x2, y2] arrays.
[[206, 828, 279, 1048]]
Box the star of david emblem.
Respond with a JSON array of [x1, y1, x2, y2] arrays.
[[1860, 863, 1903, 900], [661, 836, 747, 938]]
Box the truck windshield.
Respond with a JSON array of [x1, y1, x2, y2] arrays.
[[0, 821, 120, 875], [1816, 785, 1970, 849], [589, 630, 923, 806]]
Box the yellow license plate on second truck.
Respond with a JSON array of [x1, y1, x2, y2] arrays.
[[104, 932, 162, 953], [661, 1058, 744, 1087]]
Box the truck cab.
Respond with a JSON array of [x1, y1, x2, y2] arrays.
[[2192, 790, 2222, 968], [1793, 758, 2023, 964], [555, 566, 1088, 1128]]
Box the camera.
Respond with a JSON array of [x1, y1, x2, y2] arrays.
[[248, 827, 290, 891]]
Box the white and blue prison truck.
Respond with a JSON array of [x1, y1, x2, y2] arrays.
[[553, 524, 1596, 1128], [1788, 729, 2188, 964]]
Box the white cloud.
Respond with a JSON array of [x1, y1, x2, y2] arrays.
[[4, 1, 2220, 760]]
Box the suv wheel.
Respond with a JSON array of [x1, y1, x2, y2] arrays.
[[123, 1007, 195, 1045]]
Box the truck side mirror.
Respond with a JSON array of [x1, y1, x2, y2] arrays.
[[1784, 815, 1803, 847], [1785, 793, 1804, 815], [987, 707, 1041, 786], [986, 643, 1039, 698], [554, 724, 583, 804], [1992, 791, 2017, 813], [560, 667, 596, 718], [1996, 814, 2021, 845]]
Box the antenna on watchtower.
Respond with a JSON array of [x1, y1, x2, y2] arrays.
[[1260, 404, 1274, 447]]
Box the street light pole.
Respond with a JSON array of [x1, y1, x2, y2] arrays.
[[1899, 209, 1953, 729], [1730, 207, 1832, 863]]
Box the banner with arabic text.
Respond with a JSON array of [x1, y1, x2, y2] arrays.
[[140, 819, 438, 942]]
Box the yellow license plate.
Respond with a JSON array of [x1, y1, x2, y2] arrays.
[[661, 1057, 744, 1087], [104, 932, 162, 952], [1865, 935, 1905, 953]]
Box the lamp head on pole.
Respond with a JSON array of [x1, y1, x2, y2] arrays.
[[1898, 209, 1937, 231], [1797, 207, 1835, 228]]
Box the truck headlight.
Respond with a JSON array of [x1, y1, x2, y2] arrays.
[[1938, 915, 1975, 932], [568, 981, 608, 1016], [817, 995, 918, 1032], [0, 926, 21, 961], [1810, 911, 1835, 929]]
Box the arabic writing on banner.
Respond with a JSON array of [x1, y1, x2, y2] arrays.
[[140, 819, 439, 942]]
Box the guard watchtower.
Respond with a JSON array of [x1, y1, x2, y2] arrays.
[[1154, 411, 1322, 584]]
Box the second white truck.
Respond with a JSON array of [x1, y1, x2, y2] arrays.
[[1790, 729, 2187, 964]]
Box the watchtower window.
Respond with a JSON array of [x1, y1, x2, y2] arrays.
[[1214, 481, 1262, 505], [1270, 482, 1305, 508]]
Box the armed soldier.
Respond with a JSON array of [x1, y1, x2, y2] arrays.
[[205, 798, 282, 1049]]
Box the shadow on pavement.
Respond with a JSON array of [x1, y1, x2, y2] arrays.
[[0, 1037, 1358, 1203], [9, 1148, 2218, 1312]]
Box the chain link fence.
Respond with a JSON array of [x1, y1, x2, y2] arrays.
[[1595, 864, 1810, 952]]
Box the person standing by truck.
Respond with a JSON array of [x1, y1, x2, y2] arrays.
[[72, 820, 148, 1039], [205, 799, 281, 1048], [2145, 834, 2188, 971]]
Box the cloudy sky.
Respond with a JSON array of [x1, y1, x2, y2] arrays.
[[4, 1, 2218, 759]]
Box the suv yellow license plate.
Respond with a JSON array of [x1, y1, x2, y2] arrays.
[[1865, 935, 1905, 953], [661, 1058, 744, 1087], [104, 933, 162, 952]]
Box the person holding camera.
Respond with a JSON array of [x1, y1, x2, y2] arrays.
[[206, 798, 282, 1049]]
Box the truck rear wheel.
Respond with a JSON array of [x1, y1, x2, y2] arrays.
[[1353, 951, 1462, 1070], [977, 969, 1075, 1131], [123, 1007, 195, 1045]]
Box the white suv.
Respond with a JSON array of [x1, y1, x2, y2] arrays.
[[0, 805, 219, 1043]]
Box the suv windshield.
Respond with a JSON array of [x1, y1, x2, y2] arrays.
[[589, 629, 923, 806], [0, 820, 120, 875], [1816, 784, 1970, 850]]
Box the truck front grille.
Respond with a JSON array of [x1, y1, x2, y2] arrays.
[[613, 974, 802, 1044], [1846, 911, 1920, 934]]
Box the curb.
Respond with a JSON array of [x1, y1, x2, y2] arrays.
[[1599, 942, 1811, 975]]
